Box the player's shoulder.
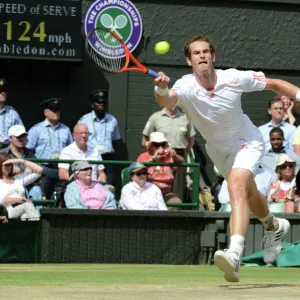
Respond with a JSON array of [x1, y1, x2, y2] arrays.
[[179, 73, 195, 83], [173, 73, 195, 90], [217, 68, 244, 78]]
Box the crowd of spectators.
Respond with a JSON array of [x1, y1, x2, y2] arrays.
[[1, 76, 300, 219]]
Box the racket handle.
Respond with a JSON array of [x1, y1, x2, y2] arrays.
[[147, 69, 160, 78]]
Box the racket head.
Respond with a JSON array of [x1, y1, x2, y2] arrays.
[[85, 27, 128, 73], [85, 27, 159, 78]]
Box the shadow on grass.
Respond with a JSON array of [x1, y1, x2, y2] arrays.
[[219, 284, 297, 289]]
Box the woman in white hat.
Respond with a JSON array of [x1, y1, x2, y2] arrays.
[[137, 132, 185, 206], [267, 154, 296, 204]]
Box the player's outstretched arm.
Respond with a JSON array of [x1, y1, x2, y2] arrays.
[[265, 78, 300, 101], [153, 72, 178, 108]]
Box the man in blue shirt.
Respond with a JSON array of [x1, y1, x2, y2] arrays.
[[0, 78, 24, 149], [259, 98, 296, 152], [78, 89, 121, 184], [26, 98, 73, 199]]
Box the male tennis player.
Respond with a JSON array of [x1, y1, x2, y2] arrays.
[[153, 36, 300, 282]]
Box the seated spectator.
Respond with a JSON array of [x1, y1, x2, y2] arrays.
[[0, 153, 43, 220], [219, 165, 276, 206], [261, 127, 300, 173], [120, 162, 167, 210], [0, 125, 42, 200], [286, 169, 300, 212], [137, 132, 184, 205], [64, 161, 116, 209], [267, 154, 296, 204], [59, 123, 106, 183], [259, 97, 296, 152]]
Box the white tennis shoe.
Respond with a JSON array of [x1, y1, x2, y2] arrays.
[[214, 249, 240, 283], [262, 218, 290, 264]]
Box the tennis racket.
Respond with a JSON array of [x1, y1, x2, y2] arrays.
[[85, 27, 159, 78]]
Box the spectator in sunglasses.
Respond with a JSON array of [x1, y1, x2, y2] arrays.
[[137, 132, 184, 207], [64, 160, 116, 209], [120, 162, 167, 210], [267, 154, 296, 204]]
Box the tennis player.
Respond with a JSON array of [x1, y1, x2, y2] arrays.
[[153, 36, 300, 282]]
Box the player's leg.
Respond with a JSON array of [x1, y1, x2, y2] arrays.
[[246, 179, 290, 264], [214, 168, 252, 283]]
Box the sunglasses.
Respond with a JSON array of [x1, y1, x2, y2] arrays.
[[133, 171, 147, 176], [153, 142, 167, 148], [280, 163, 295, 169], [270, 138, 283, 141]]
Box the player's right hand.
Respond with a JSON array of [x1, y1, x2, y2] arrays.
[[154, 72, 170, 89]]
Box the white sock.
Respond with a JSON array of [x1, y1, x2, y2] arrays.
[[228, 235, 245, 257], [259, 212, 279, 231]]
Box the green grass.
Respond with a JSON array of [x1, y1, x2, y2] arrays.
[[0, 264, 299, 286], [1, 265, 300, 300]]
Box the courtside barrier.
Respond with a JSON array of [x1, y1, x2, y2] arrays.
[[1, 211, 300, 264]]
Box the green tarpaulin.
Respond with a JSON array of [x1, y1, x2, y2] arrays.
[[241, 241, 300, 267]]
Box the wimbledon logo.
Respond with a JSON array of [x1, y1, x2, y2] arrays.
[[84, 0, 143, 59]]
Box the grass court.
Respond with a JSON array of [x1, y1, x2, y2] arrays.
[[0, 264, 299, 299]]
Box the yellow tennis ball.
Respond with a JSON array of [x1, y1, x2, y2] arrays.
[[154, 41, 170, 55]]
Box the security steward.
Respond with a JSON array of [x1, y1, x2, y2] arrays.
[[26, 98, 73, 199], [78, 89, 121, 184]]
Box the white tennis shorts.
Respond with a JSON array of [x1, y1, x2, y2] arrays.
[[206, 135, 265, 180]]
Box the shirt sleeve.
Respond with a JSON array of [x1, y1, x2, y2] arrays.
[[26, 126, 38, 150], [142, 115, 155, 136], [172, 78, 190, 110], [13, 111, 24, 126], [66, 128, 74, 145], [17, 173, 41, 186], [187, 121, 196, 137], [58, 148, 70, 169], [112, 119, 121, 141], [235, 70, 267, 92], [292, 125, 300, 145]]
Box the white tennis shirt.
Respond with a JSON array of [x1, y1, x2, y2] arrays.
[[173, 69, 266, 153]]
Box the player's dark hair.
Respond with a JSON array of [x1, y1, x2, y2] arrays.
[[269, 127, 284, 139], [184, 36, 216, 59]]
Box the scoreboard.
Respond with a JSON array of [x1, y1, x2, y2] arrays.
[[0, 0, 83, 61]]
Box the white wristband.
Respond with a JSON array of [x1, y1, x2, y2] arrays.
[[155, 85, 168, 96], [296, 90, 300, 102]]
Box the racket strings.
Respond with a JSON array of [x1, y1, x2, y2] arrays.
[[85, 28, 126, 73]]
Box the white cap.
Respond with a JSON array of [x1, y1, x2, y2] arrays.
[[146, 132, 169, 148], [8, 125, 27, 137], [276, 154, 295, 167]]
